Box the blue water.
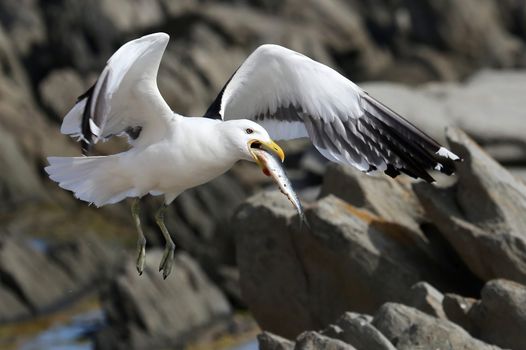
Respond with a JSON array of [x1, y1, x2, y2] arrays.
[[234, 340, 258, 350], [19, 310, 105, 350], [26, 238, 49, 253], [17, 307, 256, 350]]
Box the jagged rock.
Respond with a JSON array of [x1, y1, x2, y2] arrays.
[[414, 128, 526, 284], [320, 164, 425, 233], [258, 332, 294, 350], [442, 293, 477, 332], [372, 303, 502, 350], [0, 285, 31, 323], [404, 282, 446, 319], [47, 233, 122, 287], [95, 251, 231, 350], [321, 312, 395, 350], [0, 232, 122, 322], [0, 234, 76, 314], [295, 331, 356, 350], [319, 164, 460, 275], [468, 279, 526, 349], [235, 191, 465, 338]]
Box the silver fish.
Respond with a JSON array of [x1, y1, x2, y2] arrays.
[[252, 148, 308, 227]]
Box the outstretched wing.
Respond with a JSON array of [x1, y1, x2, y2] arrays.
[[60, 33, 176, 153], [205, 44, 460, 182]]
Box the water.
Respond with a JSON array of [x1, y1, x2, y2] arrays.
[[14, 301, 256, 350], [19, 310, 104, 350], [233, 340, 258, 350]]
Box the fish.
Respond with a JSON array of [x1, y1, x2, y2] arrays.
[[252, 148, 308, 227]]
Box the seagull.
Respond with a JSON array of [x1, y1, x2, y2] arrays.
[[45, 32, 460, 278]]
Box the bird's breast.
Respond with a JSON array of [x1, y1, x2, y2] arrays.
[[124, 129, 236, 194]]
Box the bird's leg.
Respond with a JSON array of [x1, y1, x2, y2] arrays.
[[155, 203, 176, 279], [131, 198, 146, 275]]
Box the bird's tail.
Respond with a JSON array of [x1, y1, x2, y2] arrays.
[[45, 155, 135, 207]]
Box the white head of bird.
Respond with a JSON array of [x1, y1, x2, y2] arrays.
[[219, 119, 285, 164]]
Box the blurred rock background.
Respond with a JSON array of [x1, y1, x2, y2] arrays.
[[0, 0, 525, 349]]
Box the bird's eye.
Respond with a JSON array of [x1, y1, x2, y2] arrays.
[[245, 128, 254, 134]]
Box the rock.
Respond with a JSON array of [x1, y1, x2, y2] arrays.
[[0, 0, 46, 56], [258, 332, 295, 350], [235, 191, 465, 338], [320, 164, 425, 233], [0, 234, 76, 314], [0, 285, 31, 323], [95, 251, 231, 350], [98, 0, 164, 32], [0, 232, 122, 322], [442, 293, 477, 332], [468, 279, 526, 349], [414, 128, 526, 284], [363, 70, 526, 162], [0, 126, 47, 210], [39, 69, 86, 119], [321, 312, 396, 350], [295, 331, 357, 350], [39, 1, 119, 72], [509, 168, 526, 183], [372, 303, 502, 350], [319, 164, 459, 273], [404, 282, 446, 319], [47, 233, 123, 287], [406, 0, 523, 68]]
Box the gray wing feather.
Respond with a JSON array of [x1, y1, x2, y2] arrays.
[[212, 44, 461, 182]]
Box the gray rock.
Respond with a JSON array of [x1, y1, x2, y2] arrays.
[[0, 285, 31, 322], [320, 164, 425, 233], [235, 191, 463, 338], [0, 234, 76, 314], [414, 128, 526, 284], [95, 251, 231, 350], [322, 312, 396, 350], [449, 127, 526, 232], [98, 0, 164, 32], [258, 332, 294, 350], [0, 0, 46, 55], [319, 164, 459, 275], [372, 303, 502, 350], [0, 127, 47, 210], [295, 331, 356, 350], [48, 233, 122, 287], [468, 279, 526, 349], [39, 69, 86, 119], [0, 232, 122, 322], [442, 293, 477, 332], [409, 0, 522, 68], [404, 282, 446, 319], [363, 70, 526, 162]]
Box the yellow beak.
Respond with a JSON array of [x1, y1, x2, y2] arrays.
[[249, 139, 285, 163]]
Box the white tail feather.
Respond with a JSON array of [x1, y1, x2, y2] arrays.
[[45, 156, 135, 207]]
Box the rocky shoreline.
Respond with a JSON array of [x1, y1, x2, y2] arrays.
[[237, 129, 526, 349], [1, 0, 526, 348]]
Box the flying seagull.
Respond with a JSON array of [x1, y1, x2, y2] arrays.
[[45, 33, 460, 278]]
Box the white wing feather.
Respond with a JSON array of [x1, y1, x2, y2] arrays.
[[60, 33, 175, 145], [215, 44, 460, 181], [220, 45, 363, 139]]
